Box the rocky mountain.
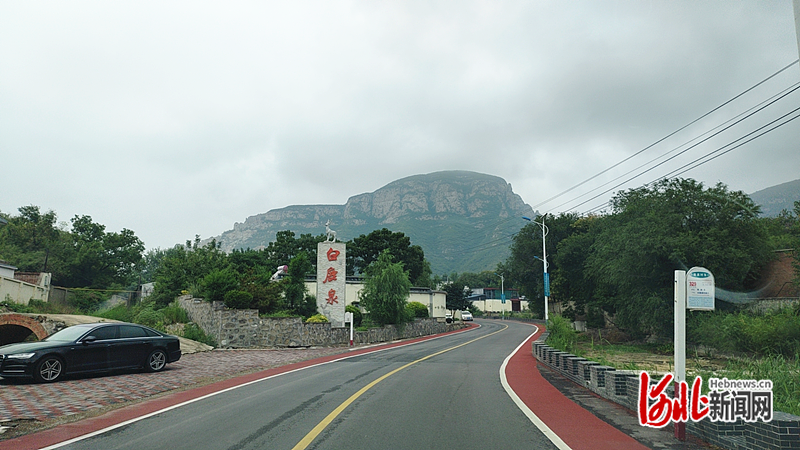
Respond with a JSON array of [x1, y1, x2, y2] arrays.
[[749, 178, 800, 217], [212, 171, 536, 275]]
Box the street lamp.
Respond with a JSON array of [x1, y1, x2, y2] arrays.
[[497, 273, 505, 320], [522, 215, 549, 322]]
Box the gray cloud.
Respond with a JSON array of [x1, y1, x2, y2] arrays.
[[1, 1, 798, 249]]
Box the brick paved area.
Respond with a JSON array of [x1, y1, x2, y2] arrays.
[[0, 347, 353, 423]]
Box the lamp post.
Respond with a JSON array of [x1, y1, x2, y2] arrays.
[[522, 215, 549, 322], [498, 273, 505, 320]]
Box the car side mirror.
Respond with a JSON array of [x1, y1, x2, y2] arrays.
[[82, 336, 97, 345]]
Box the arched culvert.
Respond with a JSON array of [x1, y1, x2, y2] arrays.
[[0, 313, 49, 345], [0, 324, 39, 345]]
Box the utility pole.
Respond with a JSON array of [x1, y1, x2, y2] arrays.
[[499, 274, 505, 320], [522, 215, 549, 322], [794, 1, 800, 61]]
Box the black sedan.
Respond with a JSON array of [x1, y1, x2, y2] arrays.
[[0, 322, 181, 382]]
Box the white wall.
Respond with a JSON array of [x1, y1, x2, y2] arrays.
[[0, 276, 49, 305], [471, 298, 529, 313], [304, 281, 447, 318]]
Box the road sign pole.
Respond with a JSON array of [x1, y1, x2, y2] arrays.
[[674, 270, 686, 441], [345, 311, 354, 347]]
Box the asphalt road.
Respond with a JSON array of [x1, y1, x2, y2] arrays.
[[52, 320, 556, 450]]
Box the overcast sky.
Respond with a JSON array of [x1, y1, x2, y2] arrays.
[[2, 1, 799, 250]]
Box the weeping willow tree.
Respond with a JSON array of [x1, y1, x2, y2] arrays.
[[358, 250, 412, 325]]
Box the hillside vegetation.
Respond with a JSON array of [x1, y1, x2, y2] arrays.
[[208, 171, 535, 275]]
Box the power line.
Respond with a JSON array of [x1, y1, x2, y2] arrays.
[[532, 59, 800, 212], [579, 105, 800, 216], [662, 107, 800, 181], [558, 82, 800, 214]]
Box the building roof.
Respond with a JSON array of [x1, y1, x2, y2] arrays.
[[0, 260, 18, 271]]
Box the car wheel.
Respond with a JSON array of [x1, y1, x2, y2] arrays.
[[34, 356, 64, 383], [145, 349, 167, 372]]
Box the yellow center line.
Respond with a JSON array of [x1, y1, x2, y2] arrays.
[[291, 324, 509, 450]]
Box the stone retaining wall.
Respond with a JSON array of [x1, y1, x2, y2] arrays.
[[532, 334, 800, 450], [178, 296, 465, 348]]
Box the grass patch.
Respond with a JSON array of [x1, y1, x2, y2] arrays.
[[695, 354, 800, 416], [546, 315, 800, 416]]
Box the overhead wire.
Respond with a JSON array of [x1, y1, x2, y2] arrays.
[[660, 106, 800, 182], [562, 81, 800, 214], [531, 59, 800, 211], [578, 103, 800, 216], [440, 62, 800, 259]]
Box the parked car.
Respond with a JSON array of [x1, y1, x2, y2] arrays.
[[0, 322, 181, 383], [461, 311, 473, 321]]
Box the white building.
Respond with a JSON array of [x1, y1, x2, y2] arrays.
[[466, 287, 529, 313]]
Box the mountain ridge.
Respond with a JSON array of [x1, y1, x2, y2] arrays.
[[211, 171, 536, 275], [749, 178, 800, 217]]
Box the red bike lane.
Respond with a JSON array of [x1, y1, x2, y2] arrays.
[[503, 324, 648, 450]]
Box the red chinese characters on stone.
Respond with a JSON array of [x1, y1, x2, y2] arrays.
[[327, 248, 340, 261], [323, 267, 338, 284], [325, 289, 338, 305]]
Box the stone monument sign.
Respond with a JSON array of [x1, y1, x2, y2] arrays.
[[317, 221, 345, 327]]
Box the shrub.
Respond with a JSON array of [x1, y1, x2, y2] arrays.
[[134, 307, 164, 328], [224, 290, 254, 310], [161, 301, 189, 324], [261, 310, 302, 318], [1, 299, 71, 314], [346, 304, 363, 327], [688, 308, 800, 358], [96, 303, 134, 322], [547, 315, 578, 353], [68, 290, 105, 312], [406, 301, 429, 318], [182, 323, 216, 347], [200, 268, 239, 303], [305, 314, 330, 323]]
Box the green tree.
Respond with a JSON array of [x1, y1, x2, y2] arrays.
[[442, 280, 470, 313], [139, 248, 168, 284], [499, 212, 580, 318], [359, 250, 412, 325], [62, 215, 145, 288], [0, 206, 71, 282], [201, 268, 239, 303], [552, 216, 603, 320], [585, 178, 772, 337], [150, 237, 228, 307], [284, 252, 312, 312], [347, 228, 429, 286], [265, 231, 325, 270], [238, 268, 285, 314]]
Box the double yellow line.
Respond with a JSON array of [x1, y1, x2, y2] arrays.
[[291, 324, 509, 450]]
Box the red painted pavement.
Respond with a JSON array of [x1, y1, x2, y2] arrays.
[[504, 324, 648, 450]]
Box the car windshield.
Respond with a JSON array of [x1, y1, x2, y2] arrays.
[[43, 326, 91, 342]]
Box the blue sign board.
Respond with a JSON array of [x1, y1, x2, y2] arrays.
[[501, 293, 506, 304], [543, 273, 550, 297]]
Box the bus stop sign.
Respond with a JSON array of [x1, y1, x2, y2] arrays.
[[686, 267, 714, 310]]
